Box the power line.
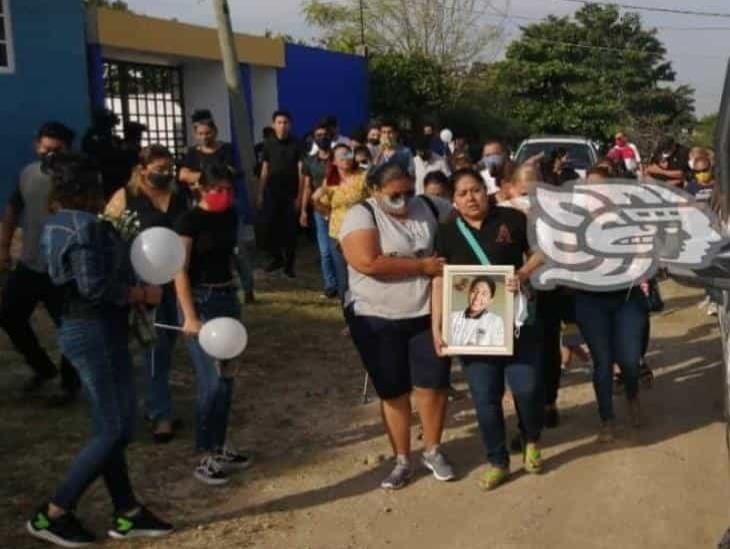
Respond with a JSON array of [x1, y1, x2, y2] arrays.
[[561, 0, 730, 19]]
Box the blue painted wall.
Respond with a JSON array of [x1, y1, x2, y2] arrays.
[[276, 44, 368, 139], [0, 0, 90, 205]]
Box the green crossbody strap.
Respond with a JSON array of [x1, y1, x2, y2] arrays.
[[456, 218, 491, 266]]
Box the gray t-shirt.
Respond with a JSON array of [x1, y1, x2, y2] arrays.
[[9, 162, 53, 273], [339, 196, 452, 319]]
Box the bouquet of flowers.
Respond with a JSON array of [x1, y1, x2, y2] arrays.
[[98, 209, 156, 348]]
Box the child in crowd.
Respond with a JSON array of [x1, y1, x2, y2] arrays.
[[174, 162, 251, 485]]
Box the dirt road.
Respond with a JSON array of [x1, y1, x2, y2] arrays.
[[3, 272, 729, 549]]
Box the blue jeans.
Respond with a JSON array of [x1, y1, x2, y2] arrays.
[[52, 308, 137, 513], [182, 287, 241, 451], [143, 285, 177, 422], [575, 289, 648, 422], [461, 325, 543, 468], [314, 212, 337, 293], [329, 237, 349, 302]]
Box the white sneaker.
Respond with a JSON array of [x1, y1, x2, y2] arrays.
[[698, 296, 711, 309], [214, 444, 253, 472], [194, 455, 229, 486], [707, 303, 719, 316]]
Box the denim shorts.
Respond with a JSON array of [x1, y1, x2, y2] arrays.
[[346, 306, 451, 400]]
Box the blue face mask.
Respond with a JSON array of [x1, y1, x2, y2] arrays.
[[483, 154, 504, 170]]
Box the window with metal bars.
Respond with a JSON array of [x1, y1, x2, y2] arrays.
[[103, 59, 187, 158], [0, 0, 15, 73]]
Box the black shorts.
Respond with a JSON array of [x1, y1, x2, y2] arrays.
[[346, 306, 451, 400]]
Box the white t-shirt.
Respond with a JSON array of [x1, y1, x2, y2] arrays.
[[450, 310, 505, 347], [414, 154, 451, 195], [339, 196, 452, 319]]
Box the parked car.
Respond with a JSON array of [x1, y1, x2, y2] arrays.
[[514, 135, 600, 178]]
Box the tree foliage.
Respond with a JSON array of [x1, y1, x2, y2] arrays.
[[492, 4, 695, 142], [368, 52, 457, 124], [301, 0, 506, 69], [692, 113, 718, 149]]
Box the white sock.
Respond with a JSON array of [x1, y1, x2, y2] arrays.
[[396, 454, 410, 467]]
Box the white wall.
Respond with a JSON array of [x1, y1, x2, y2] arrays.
[[183, 60, 231, 143], [249, 65, 278, 140]]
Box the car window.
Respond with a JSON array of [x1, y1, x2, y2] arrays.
[[515, 142, 595, 169]]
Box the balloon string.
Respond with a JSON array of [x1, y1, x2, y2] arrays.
[[154, 323, 184, 332]]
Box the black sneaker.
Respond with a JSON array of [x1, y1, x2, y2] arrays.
[[194, 455, 229, 485], [26, 507, 95, 547], [108, 506, 173, 540], [323, 288, 338, 299], [283, 268, 296, 279], [215, 444, 253, 472], [264, 259, 284, 273], [46, 390, 79, 408]]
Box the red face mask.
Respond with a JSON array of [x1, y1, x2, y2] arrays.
[[203, 188, 234, 212]]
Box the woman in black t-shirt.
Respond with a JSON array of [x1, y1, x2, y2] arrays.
[[174, 163, 249, 486], [106, 145, 189, 444], [432, 169, 544, 491]]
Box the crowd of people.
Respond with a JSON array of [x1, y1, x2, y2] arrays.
[[3, 109, 720, 547]]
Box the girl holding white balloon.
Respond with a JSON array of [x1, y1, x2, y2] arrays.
[[107, 144, 189, 444], [28, 153, 173, 546], [173, 162, 250, 486]]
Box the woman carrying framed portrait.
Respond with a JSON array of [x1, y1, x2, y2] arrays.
[[432, 168, 543, 491]]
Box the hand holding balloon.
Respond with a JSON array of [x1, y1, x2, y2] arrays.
[[198, 317, 248, 360]]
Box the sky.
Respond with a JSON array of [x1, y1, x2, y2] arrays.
[[124, 0, 730, 116]]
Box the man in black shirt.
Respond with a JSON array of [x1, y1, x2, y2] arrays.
[[257, 110, 304, 277], [646, 136, 690, 187]]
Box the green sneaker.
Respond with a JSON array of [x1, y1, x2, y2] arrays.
[[523, 442, 543, 474], [478, 465, 510, 491]]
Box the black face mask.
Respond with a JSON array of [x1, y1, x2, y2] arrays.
[[148, 172, 173, 189], [368, 138, 380, 146], [315, 137, 332, 151]]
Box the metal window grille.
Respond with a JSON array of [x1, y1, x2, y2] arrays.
[[0, 0, 16, 73], [102, 59, 187, 158]]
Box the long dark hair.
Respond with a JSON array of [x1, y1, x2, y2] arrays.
[[44, 152, 104, 213]]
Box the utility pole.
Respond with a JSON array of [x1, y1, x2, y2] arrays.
[[212, 0, 257, 205], [358, 0, 368, 59]]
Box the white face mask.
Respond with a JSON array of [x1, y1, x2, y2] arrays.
[[380, 194, 410, 213], [510, 195, 531, 211]]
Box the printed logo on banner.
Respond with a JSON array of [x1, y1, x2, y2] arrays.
[[527, 180, 727, 291]]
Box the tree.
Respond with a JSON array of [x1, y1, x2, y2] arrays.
[[693, 113, 718, 149], [83, 0, 131, 10], [301, 0, 507, 69], [369, 52, 456, 123], [492, 4, 695, 144]]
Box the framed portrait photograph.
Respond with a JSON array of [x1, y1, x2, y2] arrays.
[[441, 265, 515, 356]]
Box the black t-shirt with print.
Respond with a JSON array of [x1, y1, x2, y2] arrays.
[[181, 143, 236, 173], [175, 207, 238, 286], [434, 206, 529, 269]]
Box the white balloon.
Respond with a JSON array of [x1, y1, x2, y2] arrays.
[[130, 227, 186, 285], [199, 317, 248, 360], [440, 128, 453, 144]]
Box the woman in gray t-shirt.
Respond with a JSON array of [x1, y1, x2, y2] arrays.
[[339, 162, 455, 490]]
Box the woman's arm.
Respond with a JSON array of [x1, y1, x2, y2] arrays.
[[518, 251, 544, 284], [311, 185, 332, 216], [300, 175, 313, 227], [431, 275, 446, 356], [341, 228, 444, 279], [104, 187, 127, 219], [173, 236, 202, 335]]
